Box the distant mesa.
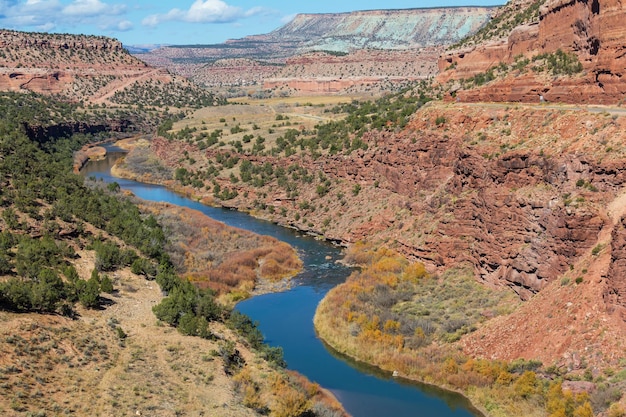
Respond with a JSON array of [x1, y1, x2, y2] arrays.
[[240, 7, 498, 57], [137, 7, 497, 94], [125, 44, 170, 54], [140, 7, 497, 60]]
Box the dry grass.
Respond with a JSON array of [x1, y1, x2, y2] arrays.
[[0, 269, 333, 417], [171, 96, 351, 156], [0, 268, 256, 417]]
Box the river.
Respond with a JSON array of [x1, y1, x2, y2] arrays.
[[82, 147, 483, 417]]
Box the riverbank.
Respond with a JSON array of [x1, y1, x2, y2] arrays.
[[314, 292, 491, 417], [73, 145, 107, 173], [107, 137, 355, 245]]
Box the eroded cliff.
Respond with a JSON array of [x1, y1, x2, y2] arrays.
[[438, 0, 626, 104]]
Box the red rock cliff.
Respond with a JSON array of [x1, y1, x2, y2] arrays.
[[438, 0, 626, 104]]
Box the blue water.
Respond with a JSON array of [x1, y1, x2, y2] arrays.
[[82, 149, 482, 417]]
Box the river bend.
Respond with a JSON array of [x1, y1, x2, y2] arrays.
[[82, 148, 482, 417]]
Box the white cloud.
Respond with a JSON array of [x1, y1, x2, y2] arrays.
[[141, 14, 158, 27], [143, 0, 264, 27], [36, 21, 55, 31], [0, 0, 128, 31], [62, 0, 124, 17], [115, 19, 132, 31]]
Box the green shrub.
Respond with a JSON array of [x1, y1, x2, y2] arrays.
[[592, 244, 604, 256]]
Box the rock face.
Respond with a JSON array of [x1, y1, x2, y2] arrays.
[[606, 216, 626, 319], [317, 131, 606, 300], [0, 70, 74, 94], [438, 0, 626, 104]]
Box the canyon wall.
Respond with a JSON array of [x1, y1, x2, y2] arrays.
[[150, 103, 626, 302], [438, 0, 626, 104], [606, 216, 626, 319]]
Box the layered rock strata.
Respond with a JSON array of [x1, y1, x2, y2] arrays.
[[438, 0, 626, 104]]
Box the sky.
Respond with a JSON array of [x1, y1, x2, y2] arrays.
[[0, 0, 506, 46]]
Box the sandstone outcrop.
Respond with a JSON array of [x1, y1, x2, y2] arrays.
[[438, 0, 626, 104], [605, 216, 626, 319], [317, 131, 606, 300], [0, 69, 73, 94]]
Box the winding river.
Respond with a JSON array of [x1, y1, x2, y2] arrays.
[[82, 148, 483, 417]]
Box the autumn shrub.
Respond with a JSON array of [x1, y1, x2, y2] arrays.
[[156, 206, 301, 293], [608, 403, 626, 417], [342, 241, 377, 265], [233, 368, 267, 413], [271, 375, 311, 417]]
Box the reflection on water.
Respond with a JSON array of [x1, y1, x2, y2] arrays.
[[82, 148, 483, 417]]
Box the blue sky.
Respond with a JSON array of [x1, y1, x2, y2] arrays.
[[0, 0, 505, 46]]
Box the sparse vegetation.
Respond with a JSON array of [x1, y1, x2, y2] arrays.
[[533, 49, 584, 76], [111, 78, 225, 109]]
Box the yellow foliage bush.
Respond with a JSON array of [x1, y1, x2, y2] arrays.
[[514, 371, 538, 399], [609, 403, 626, 417], [371, 256, 406, 274], [271, 376, 310, 417], [402, 262, 428, 282], [383, 319, 400, 333], [572, 402, 594, 417], [444, 358, 458, 374]]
